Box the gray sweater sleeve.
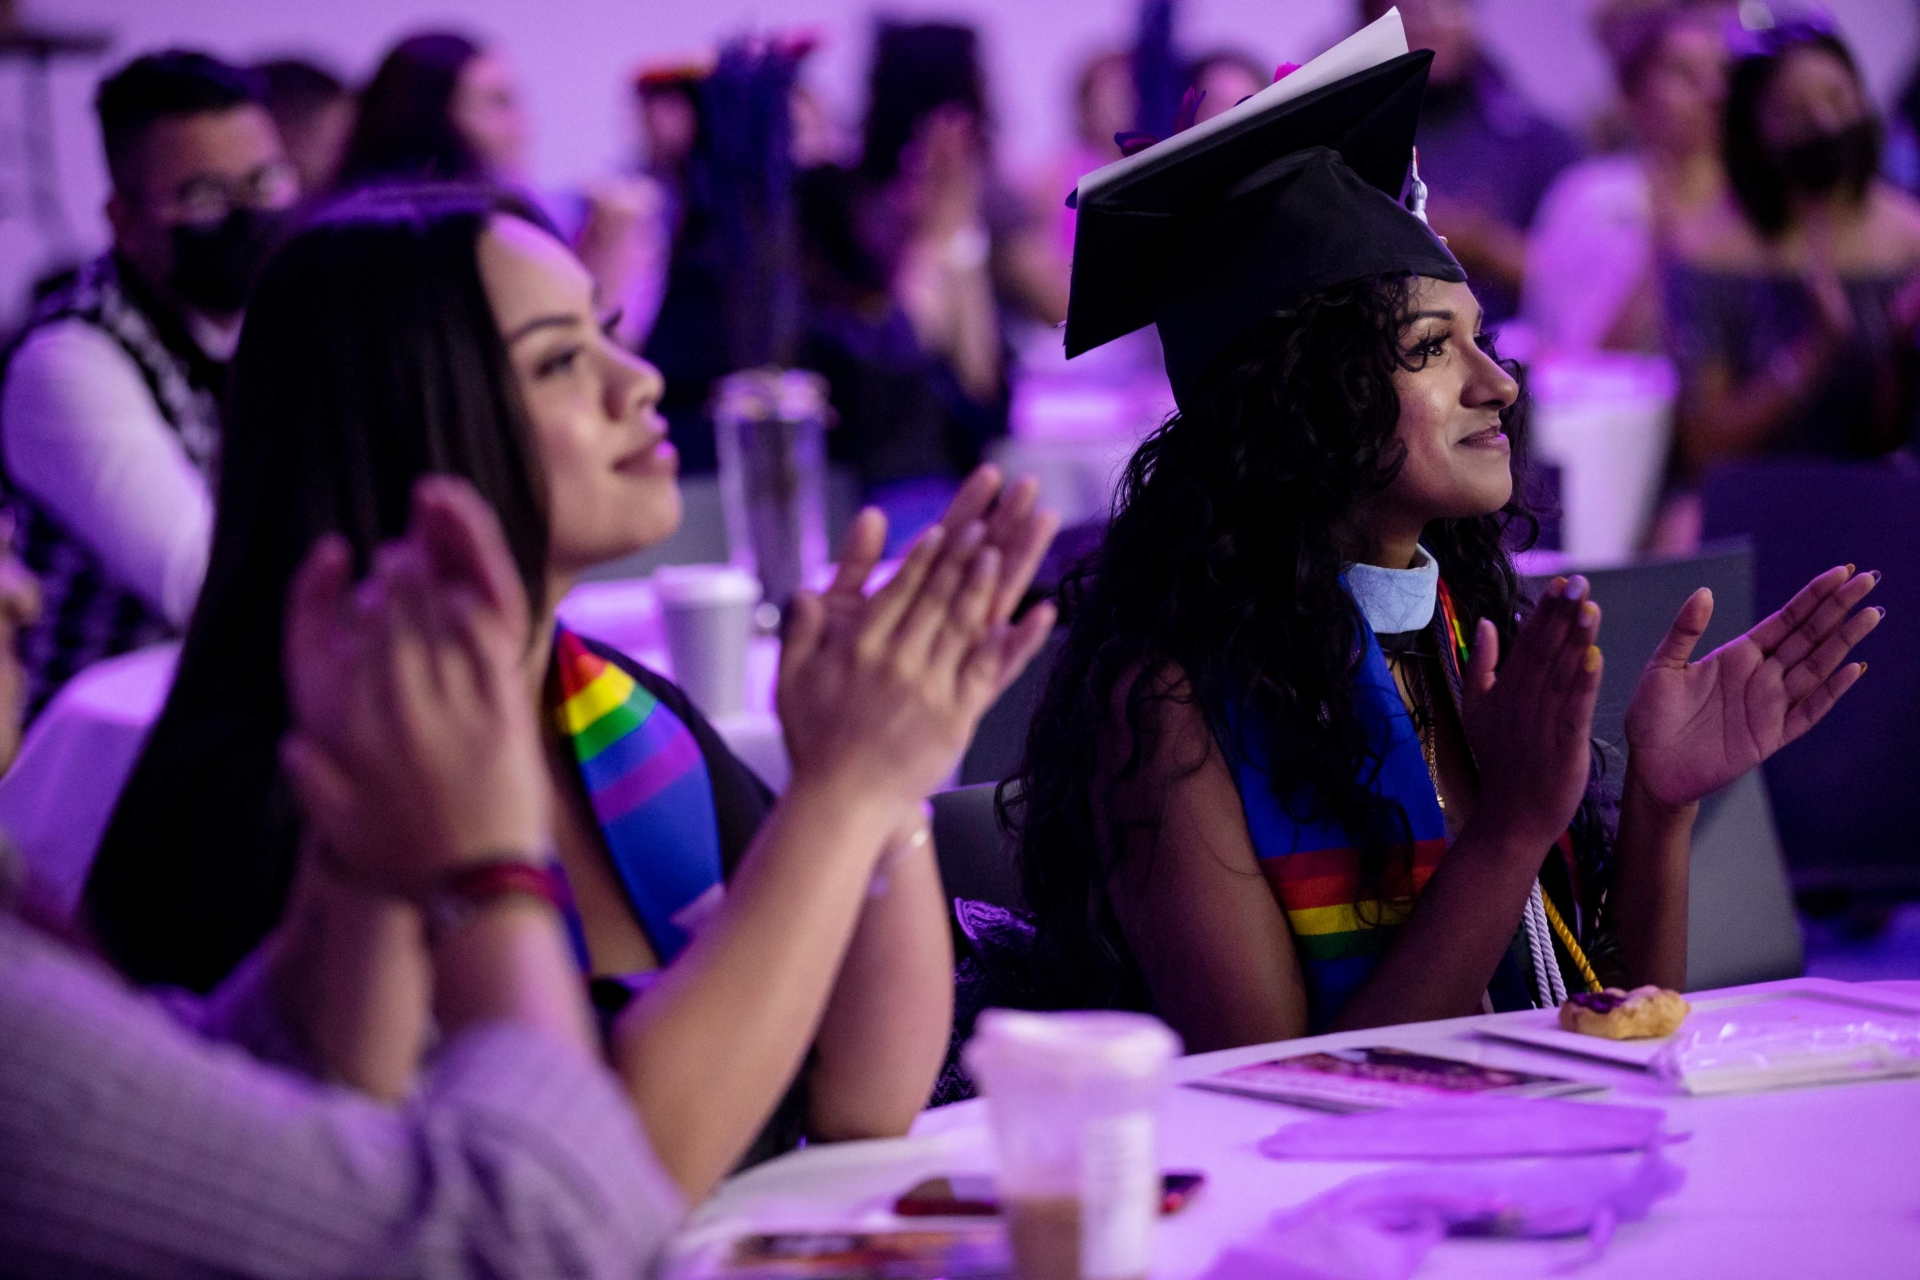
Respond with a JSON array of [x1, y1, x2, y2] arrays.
[[0, 916, 684, 1280]]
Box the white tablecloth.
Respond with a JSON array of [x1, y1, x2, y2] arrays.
[[0, 643, 180, 916], [0, 578, 787, 917], [665, 976, 1920, 1279]]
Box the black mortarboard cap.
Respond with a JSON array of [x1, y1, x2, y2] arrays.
[[1065, 16, 1464, 407]]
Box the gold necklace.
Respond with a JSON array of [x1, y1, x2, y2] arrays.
[[1392, 650, 1444, 813]]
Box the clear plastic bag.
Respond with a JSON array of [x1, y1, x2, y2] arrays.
[[1202, 1152, 1686, 1280], [1651, 1004, 1920, 1096]]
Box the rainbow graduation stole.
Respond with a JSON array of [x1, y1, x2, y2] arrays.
[[1228, 582, 1473, 1032], [553, 626, 725, 967]]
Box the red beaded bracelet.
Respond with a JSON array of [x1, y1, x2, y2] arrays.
[[423, 858, 573, 944]]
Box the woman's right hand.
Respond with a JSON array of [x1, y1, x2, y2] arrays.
[[1459, 575, 1605, 852], [776, 514, 1055, 813], [280, 477, 548, 897]]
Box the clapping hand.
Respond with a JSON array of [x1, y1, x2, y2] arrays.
[[280, 477, 548, 896], [819, 464, 1058, 636], [1625, 566, 1880, 809], [1460, 575, 1606, 850], [778, 481, 1057, 810]]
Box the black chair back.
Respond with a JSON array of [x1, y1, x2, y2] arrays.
[[930, 781, 1025, 911], [1523, 540, 1754, 754], [959, 629, 1065, 786]]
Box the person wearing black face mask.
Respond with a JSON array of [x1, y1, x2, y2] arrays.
[[168, 202, 291, 317], [1774, 118, 1880, 200], [1649, 21, 1920, 552], [0, 51, 298, 716]]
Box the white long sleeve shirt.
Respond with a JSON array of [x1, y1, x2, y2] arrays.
[[2, 317, 214, 627]]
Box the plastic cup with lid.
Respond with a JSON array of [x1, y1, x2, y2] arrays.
[[964, 1009, 1181, 1280]]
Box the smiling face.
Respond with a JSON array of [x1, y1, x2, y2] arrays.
[[477, 214, 679, 588], [1362, 277, 1519, 554]]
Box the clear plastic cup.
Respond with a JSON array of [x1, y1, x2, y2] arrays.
[[964, 1010, 1181, 1280], [712, 369, 831, 609], [651, 564, 761, 718]]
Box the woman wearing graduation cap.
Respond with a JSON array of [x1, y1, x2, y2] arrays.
[[1009, 22, 1882, 1049]]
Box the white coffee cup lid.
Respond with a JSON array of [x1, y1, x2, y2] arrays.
[[965, 1009, 1180, 1085], [652, 564, 762, 607]]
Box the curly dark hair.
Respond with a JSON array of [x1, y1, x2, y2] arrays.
[[1006, 272, 1549, 1008]]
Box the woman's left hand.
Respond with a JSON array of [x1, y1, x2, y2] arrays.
[[819, 464, 1057, 639], [1624, 565, 1882, 808]]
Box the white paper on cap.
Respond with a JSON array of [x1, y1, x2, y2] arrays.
[[1076, 8, 1411, 205]]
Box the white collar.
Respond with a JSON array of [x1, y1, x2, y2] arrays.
[[1346, 545, 1439, 634], [186, 310, 243, 361]]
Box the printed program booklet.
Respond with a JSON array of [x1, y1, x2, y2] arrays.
[[707, 1228, 1011, 1280], [1188, 1046, 1603, 1112]]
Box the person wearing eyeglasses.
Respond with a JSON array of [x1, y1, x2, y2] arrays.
[[0, 50, 299, 717]]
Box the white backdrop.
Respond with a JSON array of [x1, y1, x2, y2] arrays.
[[1, 0, 1914, 325]]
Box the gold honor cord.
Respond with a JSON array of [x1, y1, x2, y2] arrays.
[[1540, 891, 1604, 994]]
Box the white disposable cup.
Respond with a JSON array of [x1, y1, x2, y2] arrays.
[[964, 1010, 1180, 1280], [652, 564, 760, 718]]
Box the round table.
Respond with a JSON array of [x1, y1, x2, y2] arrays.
[[663, 976, 1920, 1278], [0, 578, 787, 919]]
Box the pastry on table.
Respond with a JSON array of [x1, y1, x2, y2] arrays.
[[1557, 986, 1691, 1040]]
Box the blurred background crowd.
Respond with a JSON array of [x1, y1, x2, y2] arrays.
[[0, 0, 1916, 939], [0, 0, 1914, 560]]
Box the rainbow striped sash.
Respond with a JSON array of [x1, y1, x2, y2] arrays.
[[553, 627, 725, 966], [1229, 582, 1474, 1031]]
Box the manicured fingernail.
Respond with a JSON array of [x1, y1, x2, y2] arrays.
[[1875, 607, 1886, 619], [1845, 564, 1856, 576], [1566, 576, 1589, 602], [1858, 662, 1868, 677], [1547, 576, 1567, 598], [1580, 601, 1599, 626], [1584, 645, 1602, 673], [1870, 570, 1883, 584]]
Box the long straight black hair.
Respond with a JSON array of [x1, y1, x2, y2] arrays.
[[85, 183, 552, 991], [335, 32, 487, 189]]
